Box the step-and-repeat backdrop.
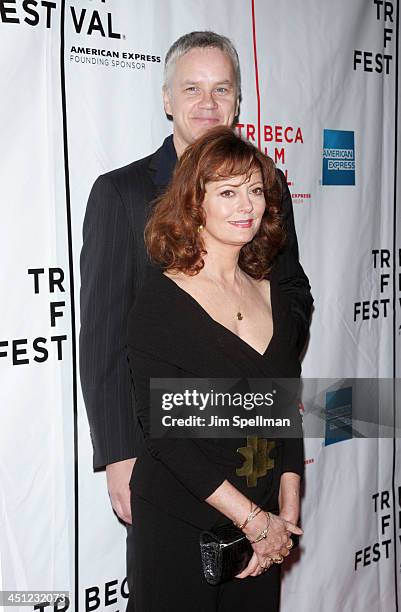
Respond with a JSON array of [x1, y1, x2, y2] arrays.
[[0, 1, 400, 610]]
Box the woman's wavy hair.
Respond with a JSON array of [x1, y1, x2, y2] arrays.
[[145, 126, 285, 279]]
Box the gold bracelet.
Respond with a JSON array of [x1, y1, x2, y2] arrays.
[[233, 503, 263, 530], [246, 512, 271, 544]]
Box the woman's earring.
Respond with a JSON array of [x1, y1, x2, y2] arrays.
[[197, 225, 204, 233]]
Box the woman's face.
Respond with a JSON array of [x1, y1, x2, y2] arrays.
[[201, 169, 266, 248]]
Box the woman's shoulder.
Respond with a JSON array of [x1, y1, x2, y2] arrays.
[[127, 266, 199, 347], [129, 267, 177, 321], [134, 265, 168, 299], [127, 267, 218, 374]]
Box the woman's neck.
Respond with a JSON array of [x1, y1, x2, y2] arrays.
[[199, 246, 243, 286]]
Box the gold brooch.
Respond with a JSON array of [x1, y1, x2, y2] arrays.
[[236, 436, 275, 487]]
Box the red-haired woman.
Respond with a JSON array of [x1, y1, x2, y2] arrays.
[[127, 127, 305, 611]]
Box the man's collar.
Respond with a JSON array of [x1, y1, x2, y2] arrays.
[[149, 134, 177, 187]]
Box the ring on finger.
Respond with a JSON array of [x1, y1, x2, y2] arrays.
[[286, 539, 294, 550], [261, 558, 273, 570], [272, 555, 284, 564]]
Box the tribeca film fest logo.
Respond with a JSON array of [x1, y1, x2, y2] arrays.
[[0, 1, 161, 71], [0, 268, 67, 367], [322, 129, 355, 186], [354, 487, 401, 572], [353, 249, 391, 323], [0, 0, 119, 33], [235, 122, 312, 203], [353, 0, 394, 75]]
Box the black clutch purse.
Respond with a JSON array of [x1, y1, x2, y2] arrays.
[[199, 522, 253, 585], [200, 512, 299, 585]]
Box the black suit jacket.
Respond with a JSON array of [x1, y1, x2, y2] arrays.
[[79, 135, 312, 470]]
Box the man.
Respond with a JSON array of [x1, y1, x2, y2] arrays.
[[79, 30, 312, 600]]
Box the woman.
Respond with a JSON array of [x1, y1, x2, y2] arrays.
[[127, 126, 305, 611]]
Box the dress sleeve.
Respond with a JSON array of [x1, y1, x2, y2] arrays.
[[127, 346, 226, 501], [280, 438, 305, 477]]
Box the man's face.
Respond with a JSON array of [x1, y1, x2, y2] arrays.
[[163, 47, 239, 157]]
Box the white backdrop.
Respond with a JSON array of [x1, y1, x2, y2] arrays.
[[0, 0, 399, 610]]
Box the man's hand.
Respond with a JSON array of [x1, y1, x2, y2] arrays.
[[106, 458, 136, 524]]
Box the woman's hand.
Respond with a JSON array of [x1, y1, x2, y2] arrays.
[[204, 479, 303, 578], [235, 512, 303, 579]]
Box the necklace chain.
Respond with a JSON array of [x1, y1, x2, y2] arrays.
[[237, 272, 245, 321], [203, 269, 246, 321]]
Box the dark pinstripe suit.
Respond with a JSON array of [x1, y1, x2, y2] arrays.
[[79, 134, 312, 471]]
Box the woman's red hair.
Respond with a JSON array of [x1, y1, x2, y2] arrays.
[[145, 126, 285, 279]]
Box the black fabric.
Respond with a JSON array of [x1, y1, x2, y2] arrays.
[[79, 134, 312, 470], [79, 137, 177, 469], [126, 268, 302, 610], [127, 494, 281, 612], [127, 269, 304, 524], [128, 268, 303, 492], [199, 522, 253, 585]]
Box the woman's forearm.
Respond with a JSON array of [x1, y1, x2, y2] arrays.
[[278, 472, 301, 523], [205, 474, 301, 530], [204, 479, 253, 525]]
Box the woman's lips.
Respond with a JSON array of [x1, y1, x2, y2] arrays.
[[228, 219, 254, 228]]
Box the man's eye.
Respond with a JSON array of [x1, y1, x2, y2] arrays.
[[215, 87, 228, 94], [185, 87, 199, 93]]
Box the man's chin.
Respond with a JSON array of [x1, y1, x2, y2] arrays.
[[191, 121, 225, 138]]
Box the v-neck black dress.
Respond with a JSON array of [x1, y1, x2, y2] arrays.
[[126, 267, 304, 611]]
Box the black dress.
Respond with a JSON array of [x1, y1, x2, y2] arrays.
[[126, 267, 304, 612]]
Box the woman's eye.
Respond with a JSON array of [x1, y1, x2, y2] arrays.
[[220, 190, 234, 197], [252, 187, 264, 195]]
